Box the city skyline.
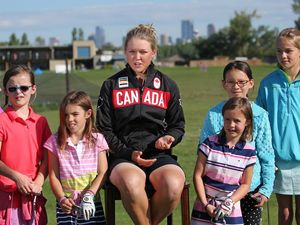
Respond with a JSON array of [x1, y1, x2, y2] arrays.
[[0, 0, 297, 47]]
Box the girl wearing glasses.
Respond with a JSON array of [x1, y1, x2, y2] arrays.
[[256, 28, 300, 225], [0, 65, 51, 225], [193, 60, 275, 225]]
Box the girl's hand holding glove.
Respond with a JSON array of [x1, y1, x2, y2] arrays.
[[214, 198, 234, 221], [80, 192, 95, 220]]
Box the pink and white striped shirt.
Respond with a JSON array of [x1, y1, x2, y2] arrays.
[[45, 132, 108, 197]]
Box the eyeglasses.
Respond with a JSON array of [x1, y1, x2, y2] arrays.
[[7, 85, 32, 93], [224, 80, 249, 88]]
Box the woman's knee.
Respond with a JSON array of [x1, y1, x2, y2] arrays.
[[151, 166, 185, 197], [110, 164, 146, 194]]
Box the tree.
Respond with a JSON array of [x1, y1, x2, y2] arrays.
[[35, 36, 46, 46], [292, 0, 300, 29], [249, 26, 278, 61], [72, 27, 77, 41], [176, 42, 198, 61], [194, 28, 231, 59], [8, 33, 19, 46], [157, 45, 177, 60], [102, 42, 115, 51], [20, 33, 30, 45], [78, 28, 84, 40], [228, 10, 258, 57]]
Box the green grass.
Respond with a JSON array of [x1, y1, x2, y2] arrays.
[[1, 65, 285, 224]]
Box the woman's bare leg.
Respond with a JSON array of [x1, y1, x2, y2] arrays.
[[110, 163, 151, 225]]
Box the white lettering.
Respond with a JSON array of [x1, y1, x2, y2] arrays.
[[158, 94, 165, 107], [131, 90, 139, 103], [116, 92, 123, 105], [144, 91, 151, 104]]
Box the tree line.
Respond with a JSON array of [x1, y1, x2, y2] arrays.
[[1, 0, 300, 62], [158, 10, 278, 62]]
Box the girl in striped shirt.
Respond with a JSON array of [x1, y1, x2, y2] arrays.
[[45, 91, 108, 225], [191, 97, 256, 225]]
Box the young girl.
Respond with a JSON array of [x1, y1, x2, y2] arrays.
[[191, 97, 256, 225], [256, 28, 300, 225], [45, 91, 108, 225], [0, 65, 51, 225], [199, 60, 275, 224]]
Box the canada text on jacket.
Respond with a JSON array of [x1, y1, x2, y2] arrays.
[[112, 88, 170, 109]]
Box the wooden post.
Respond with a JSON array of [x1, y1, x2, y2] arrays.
[[65, 58, 70, 94]]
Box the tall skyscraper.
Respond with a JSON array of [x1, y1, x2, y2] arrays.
[[181, 20, 194, 43], [95, 26, 105, 49], [160, 33, 169, 46], [207, 24, 216, 37]]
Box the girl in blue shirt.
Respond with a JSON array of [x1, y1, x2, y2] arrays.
[[200, 60, 275, 225], [256, 28, 300, 225]]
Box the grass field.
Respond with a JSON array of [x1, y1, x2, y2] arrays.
[[0, 64, 288, 224]]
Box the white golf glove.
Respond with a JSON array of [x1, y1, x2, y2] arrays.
[[80, 192, 95, 220], [214, 198, 234, 221]]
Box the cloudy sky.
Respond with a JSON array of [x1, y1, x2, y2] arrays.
[[0, 0, 297, 46]]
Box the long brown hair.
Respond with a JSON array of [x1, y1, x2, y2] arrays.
[[57, 91, 96, 150], [219, 97, 253, 142]]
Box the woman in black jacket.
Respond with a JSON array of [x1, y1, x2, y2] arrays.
[[97, 24, 185, 225]]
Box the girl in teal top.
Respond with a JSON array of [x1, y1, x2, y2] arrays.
[[200, 60, 275, 225], [256, 28, 300, 225]]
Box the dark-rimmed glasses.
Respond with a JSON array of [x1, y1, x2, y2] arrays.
[[7, 85, 32, 93], [224, 80, 249, 88]]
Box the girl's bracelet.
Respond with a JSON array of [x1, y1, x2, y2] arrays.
[[86, 189, 95, 196], [204, 202, 210, 211], [59, 196, 67, 205]]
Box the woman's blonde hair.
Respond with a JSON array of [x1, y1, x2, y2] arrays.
[[124, 24, 157, 51], [277, 27, 300, 49]]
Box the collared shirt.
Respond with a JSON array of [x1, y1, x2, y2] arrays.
[[44, 133, 108, 197], [0, 106, 51, 192], [199, 101, 275, 198], [200, 135, 256, 197]]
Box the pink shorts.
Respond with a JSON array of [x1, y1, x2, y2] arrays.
[[0, 190, 47, 225]]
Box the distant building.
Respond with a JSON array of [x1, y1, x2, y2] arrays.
[[207, 24, 216, 37], [0, 40, 127, 72], [49, 37, 60, 47], [94, 26, 105, 49], [88, 33, 95, 42], [176, 38, 183, 45], [168, 36, 173, 45], [160, 33, 169, 46], [181, 20, 194, 43]]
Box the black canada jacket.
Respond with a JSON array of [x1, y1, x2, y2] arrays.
[[96, 63, 185, 160]]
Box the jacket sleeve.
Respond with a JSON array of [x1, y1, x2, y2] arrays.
[[255, 111, 275, 198], [96, 80, 133, 160], [165, 81, 185, 147], [256, 81, 267, 110], [199, 111, 214, 146], [199, 106, 223, 149]]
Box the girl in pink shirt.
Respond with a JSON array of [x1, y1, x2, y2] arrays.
[[45, 91, 108, 225], [0, 65, 51, 225]]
